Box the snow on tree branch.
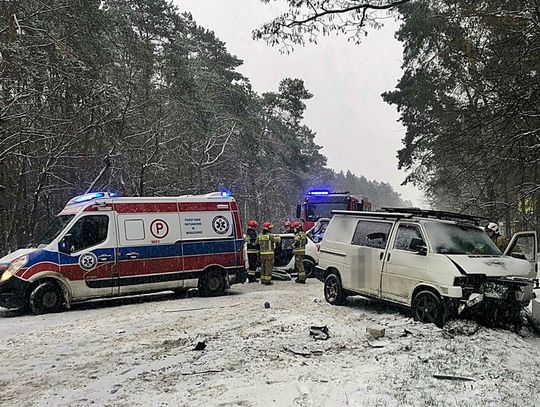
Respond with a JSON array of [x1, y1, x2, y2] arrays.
[[253, 0, 410, 52]]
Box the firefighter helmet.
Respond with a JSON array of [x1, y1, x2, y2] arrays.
[[262, 222, 273, 231], [247, 220, 258, 228], [292, 221, 302, 230], [486, 222, 501, 236]]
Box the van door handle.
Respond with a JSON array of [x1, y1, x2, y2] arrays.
[[380, 252, 384, 260], [387, 253, 391, 261], [126, 252, 140, 259], [98, 254, 112, 261]]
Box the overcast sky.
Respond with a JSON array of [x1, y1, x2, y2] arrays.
[[175, 0, 425, 206]]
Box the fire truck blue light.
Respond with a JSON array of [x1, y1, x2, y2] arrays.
[[308, 190, 330, 195]]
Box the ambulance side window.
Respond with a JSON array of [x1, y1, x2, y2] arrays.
[[124, 219, 145, 241], [65, 215, 109, 253]]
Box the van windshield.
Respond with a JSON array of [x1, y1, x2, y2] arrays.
[[423, 222, 502, 255], [38, 215, 75, 246]]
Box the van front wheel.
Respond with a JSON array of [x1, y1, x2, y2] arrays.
[[29, 282, 64, 315], [198, 268, 226, 297], [412, 290, 445, 327], [324, 273, 346, 305]]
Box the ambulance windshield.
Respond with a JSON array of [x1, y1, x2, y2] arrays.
[[38, 215, 75, 246]]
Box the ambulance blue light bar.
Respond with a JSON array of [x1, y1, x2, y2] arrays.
[[308, 190, 330, 196], [69, 192, 117, 205], [220, 190, 232, 197]]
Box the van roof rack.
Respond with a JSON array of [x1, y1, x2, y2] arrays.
[[332, 210, 414, 219], [380, 207, 488, 225]]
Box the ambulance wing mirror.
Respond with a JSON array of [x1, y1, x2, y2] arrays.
[[59, 234, 74, 254], [296, 205, 301, 219]]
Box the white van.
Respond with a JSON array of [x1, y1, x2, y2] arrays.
[[0, 192, 246, 314], [317, 208, 537, 326]]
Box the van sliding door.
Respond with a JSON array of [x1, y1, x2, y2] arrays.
[[350, 220, 393, 297]]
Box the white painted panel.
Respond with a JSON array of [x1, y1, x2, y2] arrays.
[[179, 211, 234, 240]]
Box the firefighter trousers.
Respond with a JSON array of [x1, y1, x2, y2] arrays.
[[260, 255, 274, 284], [295, 254, 306, 282]]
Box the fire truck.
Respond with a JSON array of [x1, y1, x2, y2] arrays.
[[296, 190, 372, 230]]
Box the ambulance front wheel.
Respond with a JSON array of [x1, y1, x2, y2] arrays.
[[29, 281, 65, 315], [198, 268, 226, 297]]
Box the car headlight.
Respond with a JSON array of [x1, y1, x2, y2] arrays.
[[1, 255, 28, 282]]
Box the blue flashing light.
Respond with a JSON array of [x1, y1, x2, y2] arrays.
[[308, 190, 330, 196], [220, 190, 232, 197], [69, 191, 117, 205], [72, 192, 106, 204]]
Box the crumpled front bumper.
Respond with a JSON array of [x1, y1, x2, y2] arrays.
[[457, 276, 535, 314]]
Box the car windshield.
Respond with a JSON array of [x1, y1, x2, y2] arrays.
[[423, 221, 502, 255], [37, 215, 75, 246]]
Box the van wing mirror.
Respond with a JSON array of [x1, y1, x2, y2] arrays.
[[410, 238, 427, 255]]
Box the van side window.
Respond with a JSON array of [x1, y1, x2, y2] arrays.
[[394, 224, 425, 252], [352, 221, 392, 249], [124, 219, 145, 240], [66, 215, 109, 252]]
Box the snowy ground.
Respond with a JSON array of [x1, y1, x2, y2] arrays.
[[2, 280, 540, 407]]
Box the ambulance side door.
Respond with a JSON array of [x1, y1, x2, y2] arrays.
[[58, 212, 117, 298]]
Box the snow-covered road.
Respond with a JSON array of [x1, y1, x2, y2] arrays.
[[1, 280, 540, 406]]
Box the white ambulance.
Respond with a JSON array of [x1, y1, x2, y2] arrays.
[[0, 192, 247, 314]]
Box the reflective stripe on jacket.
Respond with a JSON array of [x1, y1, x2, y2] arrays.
[[258, 232, 280, 255], [293, 231, 307, 255], [245, 228, 259, 253]]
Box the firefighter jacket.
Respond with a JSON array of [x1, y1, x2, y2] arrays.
[[245, 228, 259, 254], [257, 231, 281, 256], [293, 231, 308, 255]]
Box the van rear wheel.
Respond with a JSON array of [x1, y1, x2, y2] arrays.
[[198, 268, 226, 297], [412, 290, 445, 327], [324, 273, 346, 305], [29, 282, 64, 315]]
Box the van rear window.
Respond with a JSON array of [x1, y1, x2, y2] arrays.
[[352, 220, 392, 249]]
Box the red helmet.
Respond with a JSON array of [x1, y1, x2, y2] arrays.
[[247, 220, 258, 228], [262, 222, 273, 231], [292, 221, 302, 229], [284, 220, 292, 227]]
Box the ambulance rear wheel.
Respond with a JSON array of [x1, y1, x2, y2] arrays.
[[29, 281, 64, 315], [198, 268, 226, 297]]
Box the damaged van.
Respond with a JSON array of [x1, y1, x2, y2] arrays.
[[317, 208, 537, 327]]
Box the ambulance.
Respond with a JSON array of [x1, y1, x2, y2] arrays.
[[0, 192, 247, 314]]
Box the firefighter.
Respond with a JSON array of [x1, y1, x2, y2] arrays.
[[283, 220, 295, 233], [257, 222, 281, 285], [292, 221, 308, 284], [245, 220, 259, 283], [485, 222, 509, 252]]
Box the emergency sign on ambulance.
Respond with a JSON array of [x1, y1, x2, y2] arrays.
[[0, 192, 247, 314]]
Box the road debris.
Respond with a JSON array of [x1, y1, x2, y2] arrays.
[[433, 374, 475, 382], [193, 341, 206, 351], [309, 325, 330, 340], [366, 325, 385, 339], [264, 302, 271, 309], [283, 346, 324, 358]]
